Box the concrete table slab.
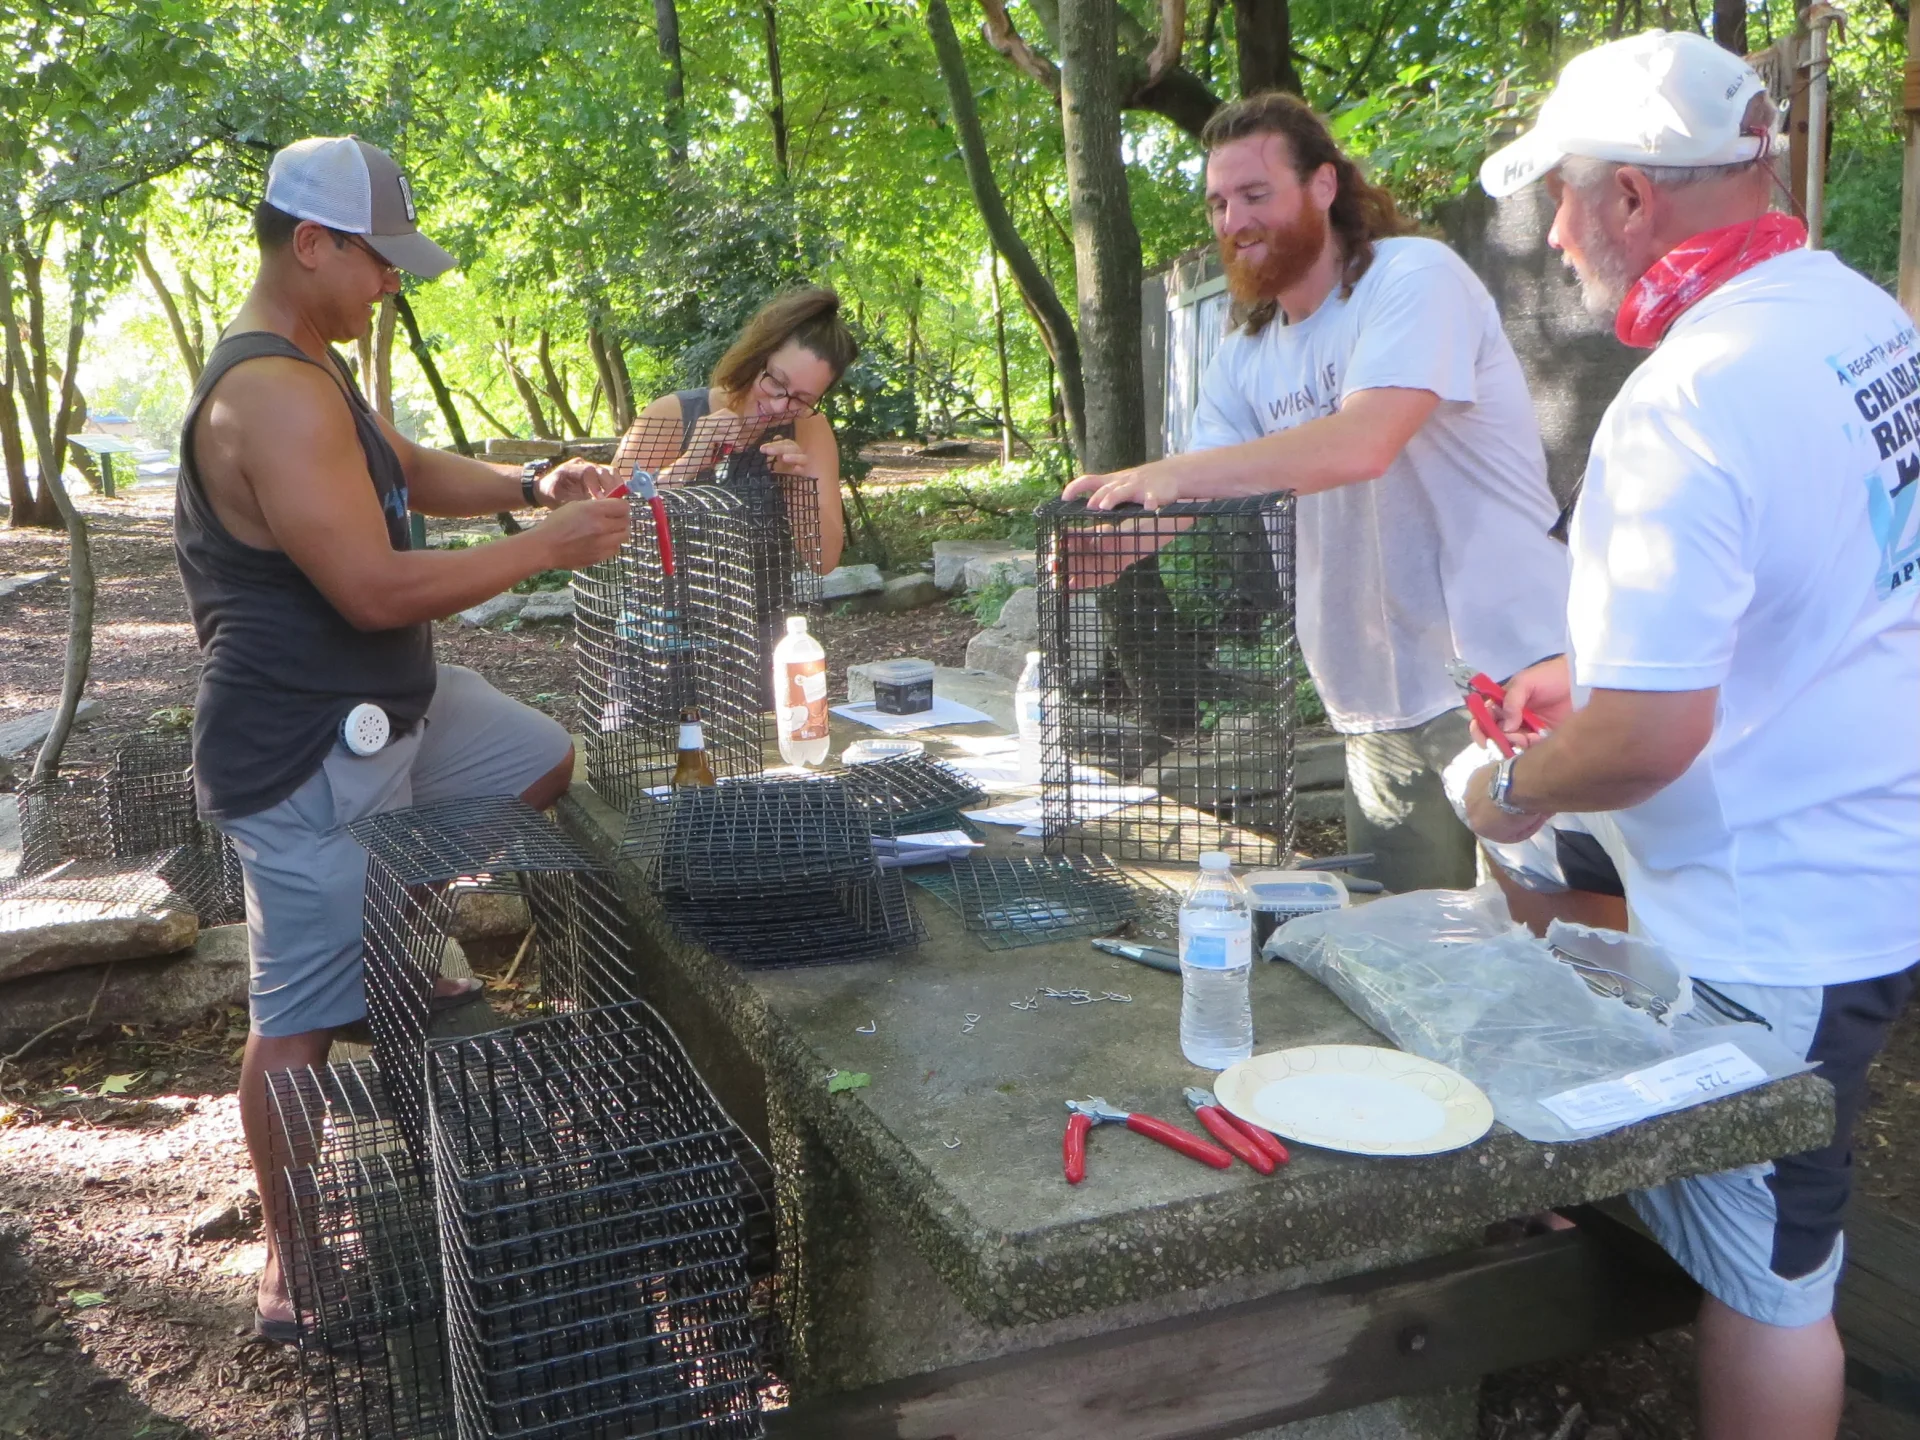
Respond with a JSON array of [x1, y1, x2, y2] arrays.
[[554, 716, 1830, 1434]]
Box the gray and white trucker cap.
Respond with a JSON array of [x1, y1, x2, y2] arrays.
[[264, 136, 454, 280]]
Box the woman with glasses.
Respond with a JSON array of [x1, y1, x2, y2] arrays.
[[618, 286, 856, 573]]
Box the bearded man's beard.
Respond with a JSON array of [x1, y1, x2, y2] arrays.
[[1563, 207, 1639, 319], [1220, 202, 1330, 305]]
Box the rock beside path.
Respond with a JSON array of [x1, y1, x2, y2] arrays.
[[0, 861, 201, 983], [0, 922, 247, 1049], [0, 699, 102, 757]]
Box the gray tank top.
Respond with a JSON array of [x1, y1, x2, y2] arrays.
[[175, 332, 435, 820]]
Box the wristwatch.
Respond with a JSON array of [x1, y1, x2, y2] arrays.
[[1487, 754, 1533, 817], [520, 459, 553, 508]]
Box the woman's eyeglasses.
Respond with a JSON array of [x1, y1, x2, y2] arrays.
[[755, 367, 821, 416]]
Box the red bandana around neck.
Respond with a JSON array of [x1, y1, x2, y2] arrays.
[[1614, 212, 1808, 349]]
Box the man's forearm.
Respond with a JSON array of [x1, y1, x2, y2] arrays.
[[335, 528, 562, 631], [1501, 693, 1715, 815], [404, 444, 526, 517]]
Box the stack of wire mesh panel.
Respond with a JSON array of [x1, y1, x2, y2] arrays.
[[350, 796, 637, 1154], [835, 755, 986, 837], [574, 484, 774, 807], [623, 774, 923, 967], [9, 730, 245, 925], [1034, 494, 1298, 864], [911, 854, 1173, 951], [266, 1059, 452, 1439], [428, 1002, 766, 1440]]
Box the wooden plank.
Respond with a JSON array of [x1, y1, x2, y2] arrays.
[[1840, 1201, 1920, 1417], [767, 1223, 1699, 1440]]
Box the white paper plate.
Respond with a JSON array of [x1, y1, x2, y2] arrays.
[[1213, 1045, 1494, 1156]]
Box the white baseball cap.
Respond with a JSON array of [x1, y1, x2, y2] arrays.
[[1480, 31, 1770, 198], [264, 136, 455, 279]]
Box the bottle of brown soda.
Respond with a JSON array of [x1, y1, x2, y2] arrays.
[[672, 706, 717, 788]]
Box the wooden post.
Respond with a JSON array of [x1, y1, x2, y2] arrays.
[[990, 251, 1014, 464], [98, 452, 114, 499], [1901, 0, 1920, 320], [1788, 25, 1810, 221]]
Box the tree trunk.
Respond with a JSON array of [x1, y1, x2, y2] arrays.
[[923, 0, 1087, 458], [589, 321, 636, 431], [1, 241, 96, 778], [1710, 0, 1746, 52], [496, 326, 557, 439], [456, 387, 522, 442], [133, 235, 203, 384], [1058, 0, 1145, 473], [990, 250, 1015, 463], [1233, 0, 1301, 96], [1, 348, 49, 527], [657, 0, 688, 165], [372, 298, 397, 421], [536, 329, 588, 437], [763, 0, 790, 180], [394, 292, 474, 456]]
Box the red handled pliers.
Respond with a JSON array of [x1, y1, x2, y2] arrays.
[[607, 467, 674, 578], [1446, 659, 1549, 759], [1184, 1087, 1289, 1174], [1062, 1097, 1232, 1184]]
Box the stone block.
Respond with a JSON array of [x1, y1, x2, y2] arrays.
[[0, 571, 55, 601], [450, 890, 531, 942], [931, 541, 1002, 592], [876, 573, 942, 612], [517, 590, 575, 623], [1295, 787, 1346, 824], [992, 586, 1038, 644], [964, 628, 1031, 683], [485, 438, 565, 461], [962, 551, 1037, 593], [0, 877, 198, 984], [819, 564, 884, 599], [0, 699, 101, 757], [1295, 735, 1346, 791], [458, 592, 526, 628], [0, 922, 249, 1051]]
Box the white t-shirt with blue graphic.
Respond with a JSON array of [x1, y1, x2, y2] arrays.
[[1571, 245, 1920, 986], [1189, 236, 1571, 734]]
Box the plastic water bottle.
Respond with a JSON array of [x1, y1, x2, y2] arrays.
[[1179, 853, 1254, 1069], [772, 616, 831, 766], [1015, 650, 1044, 784]]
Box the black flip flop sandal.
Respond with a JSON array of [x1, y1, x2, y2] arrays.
[[253, 1310, 301, 1346], [427, 979, 486, 1014]]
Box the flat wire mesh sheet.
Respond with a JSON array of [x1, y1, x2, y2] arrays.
[[350, 798, 634, 1149], [1036, 494, 1297, 864], [14, 730, 245, 924], [834, 756, 986, 833], [266, 1060, 451, 1440], [427, 1003, 764, 1440], [933, 855, 1170, 950], [575, 485, 774, 807]]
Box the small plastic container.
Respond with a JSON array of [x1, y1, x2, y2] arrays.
[[1243, 870, 1350, 951], [868, 658, 934, 715]]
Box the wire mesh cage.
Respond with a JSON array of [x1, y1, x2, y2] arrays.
[[427, 1003, 766, 1440], [13, 730, 245, 924], [834, 756, 986, 835], [620, 778, 924, 968], [266, 1059, 452, 1440], [1034, 495, 1298, 864], [575, 485, 776, 809], [920, 855, 1170, 951], [351, 797, 637, 1151]]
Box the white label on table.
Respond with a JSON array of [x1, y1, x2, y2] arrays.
[[1541, 1042, 1769, 1132]]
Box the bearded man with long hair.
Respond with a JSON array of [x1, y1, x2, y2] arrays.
[[1066, 94, 1571, 893]]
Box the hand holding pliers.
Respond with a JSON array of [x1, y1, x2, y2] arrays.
[[1447, 659, 1550, 758], [1063, 1097, 1232, 1184], [1184, 1087, 1289, 1174]]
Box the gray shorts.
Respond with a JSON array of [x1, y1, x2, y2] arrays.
[[1631, 967, 1917, 1327], [1344, 707, 1478, 893], [216, 665, 571, 1037]]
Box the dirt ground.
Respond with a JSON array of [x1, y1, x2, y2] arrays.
[[1, 479, 1914, 1440]]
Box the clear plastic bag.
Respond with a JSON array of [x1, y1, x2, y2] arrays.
[[1266, 886, 1810, 1142]]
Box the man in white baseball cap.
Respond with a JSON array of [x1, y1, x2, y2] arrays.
[[176, 135, 631, 1344], [1461, 31, 1920, 1440]]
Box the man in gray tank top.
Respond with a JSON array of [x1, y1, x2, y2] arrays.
[[175, 137, 628, 1344]]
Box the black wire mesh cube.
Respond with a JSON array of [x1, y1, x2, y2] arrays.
[[427, 1003, 765, 1440], [14, 730, 245, 925], [575, 485, 776, 808], [1035, 495, 1297, 864], [620, 778, 924, 968], [266, 1060, 452, 1440], [350, 797, 636, 1152]]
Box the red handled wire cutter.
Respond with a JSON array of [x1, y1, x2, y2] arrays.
[[1183, 1087, 1289, 1173], [1062, 1097, 1232, 1184], [1446, 659, 1550, 759], [605, 467, 675, 577]]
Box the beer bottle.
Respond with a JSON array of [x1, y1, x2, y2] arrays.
[[673, 706, 717, 788]]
